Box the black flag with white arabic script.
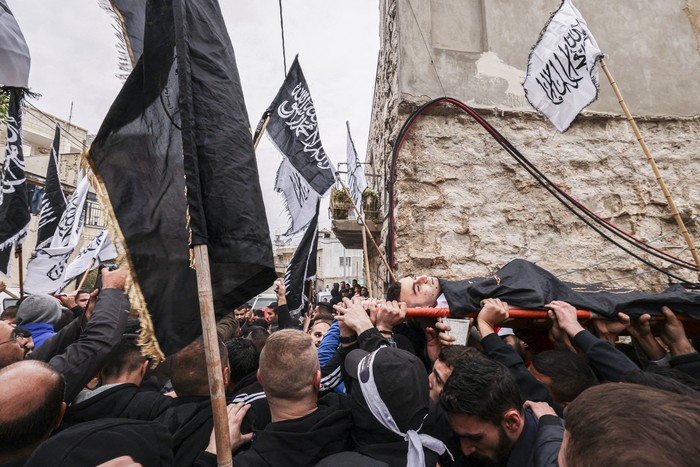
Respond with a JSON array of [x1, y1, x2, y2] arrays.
[[264, 56, 336, 196], [284, 200, 319, 319], [36, 124, 67, 248], [0, 89, 30, 275], [87, 0, 276, 356]]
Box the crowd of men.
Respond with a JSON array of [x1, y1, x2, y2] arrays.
[[1, 267, 699, 466]]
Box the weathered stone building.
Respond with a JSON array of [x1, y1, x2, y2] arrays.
[[364, 0, 700, 293]]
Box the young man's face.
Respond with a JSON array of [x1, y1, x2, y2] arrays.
[[234, 309, 247, 323], [398, 275, 441, 307], [309, 322, 330, 347], [76, 292, 90, 308], [428, 359, 452, 401], [448, 413, 514, 464]]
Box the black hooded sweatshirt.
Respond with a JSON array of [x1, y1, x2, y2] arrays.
[[195, 393, 353, 467]]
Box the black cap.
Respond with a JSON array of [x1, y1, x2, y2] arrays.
[[345, 347, 430, 434]]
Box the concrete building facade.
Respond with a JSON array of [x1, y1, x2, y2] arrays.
[[367, 0, 700, 293]]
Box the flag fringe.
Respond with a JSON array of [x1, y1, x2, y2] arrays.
[[98, 0, 137, 80], [0, 221, 29, 252], [80, 149, 165, 365]]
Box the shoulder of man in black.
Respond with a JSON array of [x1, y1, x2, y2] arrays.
[[60, 383, 172, 430]]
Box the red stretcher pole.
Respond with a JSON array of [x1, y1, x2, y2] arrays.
[[405, 308, 594, 319]]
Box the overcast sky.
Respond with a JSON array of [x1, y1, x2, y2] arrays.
[[8, 0, 380, 241]]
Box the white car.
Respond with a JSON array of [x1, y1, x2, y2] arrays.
[[316, 291, 332, 303]]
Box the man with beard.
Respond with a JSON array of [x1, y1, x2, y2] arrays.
[[439, 354, 561, 467]]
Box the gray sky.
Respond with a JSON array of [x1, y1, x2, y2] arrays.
[[8, 0, 380, 240]]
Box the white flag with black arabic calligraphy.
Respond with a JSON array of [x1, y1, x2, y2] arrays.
[[25, 176, 91, 293], [61, 229, 117, 289], [523, 0, 603, 132]]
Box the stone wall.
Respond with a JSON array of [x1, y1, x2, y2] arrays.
[[365, 0, 700, 295], [366, 0, 400, 292], [385, 104, 700, 292]]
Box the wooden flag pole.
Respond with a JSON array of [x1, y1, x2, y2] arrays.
[[336, 179, 396, 281], [362, 227, 374, 298], [253, 115, 271, 151], [600, 58, 700, 278], [15, 245, 24, 300], [192, 244, 233, 467], [76, 258, 96, 291], [303, 281, 314, 333], [1, 287, 18, 300]]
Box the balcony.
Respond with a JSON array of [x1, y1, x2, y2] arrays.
[[329, 169, 382, 250]]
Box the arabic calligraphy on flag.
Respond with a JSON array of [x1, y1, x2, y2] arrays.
[[523, 0, 603, 132]]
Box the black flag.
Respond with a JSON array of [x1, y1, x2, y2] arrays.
[[100, 0, 147, 74], [36, 124, 67, 248], [263, 56, 336, 196], [87, 0, 276, 356], [0, 89, 30, 274], [284, 200, 320, 319]]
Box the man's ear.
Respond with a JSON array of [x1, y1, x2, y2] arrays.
[[502, 408, 523, 435], [139, 360, 149, 378], [222, 365, 230, 388], [256, 369, 262, 387], [53, 402, 67, 429]]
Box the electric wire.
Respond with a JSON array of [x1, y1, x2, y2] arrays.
[[405, 0, 447, 99], [22, 100, 89, 150], [388, 97, 698, 286]]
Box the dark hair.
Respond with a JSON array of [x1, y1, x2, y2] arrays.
[[101, 335, 146, 381], [0, 362, 65, 453], [0, 305, 18, 322], [621, 369, 700, 397], [310, 314, 334, 328], [171, 338, 228, 397], [438, 345, 477, 368], [564, 383, 700, 466], [386, 281, 401, 302], [440, 354, 522, 425], [246, 326, 270, 354], [315, 302, 334, 315], [532, 350, 596, 404], [76, 289, 90, 298], [253, 309, 265, 318], [267, 302, 278, 312], [225, 338, 259, 386]]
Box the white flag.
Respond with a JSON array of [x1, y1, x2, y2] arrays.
[[275, 157, 320, 235], [25, 176, 91, 293], [0, 1, 30, 88], [523, 0, 603, 132], [61, 229, 117, 288], [346, 121, 367, 223]]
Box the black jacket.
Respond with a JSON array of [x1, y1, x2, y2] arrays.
[[196, 393, 353, 467], [670, 351, 700, 381], [24, 418, 173, 467], [61, 383, 172, 429], [31, 288, 129, 403], [155, 396, 217, 467], [571, 330, 638, 382]]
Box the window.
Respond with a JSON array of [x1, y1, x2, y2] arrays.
[[339, 257, 351, 267]]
